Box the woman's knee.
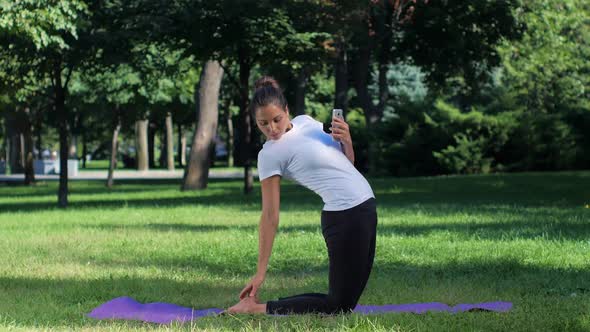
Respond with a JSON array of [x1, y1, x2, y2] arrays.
[[325, 295, 357, 314]]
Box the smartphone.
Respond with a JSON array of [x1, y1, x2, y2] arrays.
[[332, 109, 344, 120], [332, 109, 344, 142]]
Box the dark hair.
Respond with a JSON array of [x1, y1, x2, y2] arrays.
[[250, 76, 288, 117]]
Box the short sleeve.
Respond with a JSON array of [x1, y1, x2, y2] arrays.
[[306, 115, 323, 131], [257, 149, 283, 181]]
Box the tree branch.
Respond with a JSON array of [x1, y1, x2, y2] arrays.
[[50, 65, 57, 90], [218, 60, 241, 92], [23, 86, 54, 101], [63, 63, 75, 89]]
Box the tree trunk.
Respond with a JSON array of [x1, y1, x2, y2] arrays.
[[5, 136, 11, 174], [82, 132, 87, 168], [352, 42, 377, 122], [238, 46, 253, 194], [7, 110, 22, 173], [334, 40, 349, 114], [35, 113, 42, 159], [7, 138, 18, 174], [19, 134, 25, 169], [377, 1, 392, 117], [69, 135, 78, 160], [351, 35, 383, 174], [224, 98, 234, 167], [363, 62, 391, 175], [377, 62, 389, 113], [70, 113, 81, 161], [106, 116, 121, 188], [22, 107, 35, 185], [135, 119, 149, 171], [165, 112, 174, 171], [148, 123, 156, 168], [177, 123, 185, 167], [159, 131, 166, 168], [182, 60, 224, 190], [6, 111, 23, 174], [58, 122, 68, 207], [2, 116, 7, 172], [24, 148, 34, 184], [294, 66, 309, 116], [54, 62, 68, 208]]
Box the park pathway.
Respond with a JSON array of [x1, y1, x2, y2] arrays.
[[0, 169, 257, 182]]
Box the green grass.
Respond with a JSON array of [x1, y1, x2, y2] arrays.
[[81, 159, 113, 170], [0, 171, 589, 331]]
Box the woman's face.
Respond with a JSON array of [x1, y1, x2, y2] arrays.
[[255, 104, 291, 141]]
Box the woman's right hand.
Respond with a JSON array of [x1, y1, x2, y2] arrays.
[[239, 273, 265, 300]]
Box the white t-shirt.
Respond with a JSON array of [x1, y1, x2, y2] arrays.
[[257, 115, 375, 211]]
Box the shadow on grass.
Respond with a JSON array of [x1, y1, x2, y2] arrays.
[[2, 259, 589, 329], [0, 195, 258, 212], [0, 189, 585, 214], [80, 201, 590, 241], [1, 172, 589, 214], [0, 178, 242, 198], [371, 172, 590, 207], [71, 212, 590, 279], [0, 179, 327, 213], [0, 191, 324, 214]]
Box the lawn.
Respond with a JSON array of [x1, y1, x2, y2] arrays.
[[0, 172, 589, 331]]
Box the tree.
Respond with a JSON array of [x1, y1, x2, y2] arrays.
[[497, 0, 589, 114], [219, 3, 333, 193], [75, 62, 142, 186], [0, 0, 90, 205], [182, 61, 223, 190], [494, 0, 590, 170], [149, 1, 329, 193], [338, 0, 523, 173]]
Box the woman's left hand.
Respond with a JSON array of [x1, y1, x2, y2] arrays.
[[331, 117, 352, 145], [239, 273, 265, 300]]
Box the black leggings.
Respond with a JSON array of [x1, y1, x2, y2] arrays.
[[266, 198, 377, 314]]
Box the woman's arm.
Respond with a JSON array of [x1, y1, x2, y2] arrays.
[[256, 174, 281, 276], [331, 117, 355, 164], [340, 141, 355, 165], [239, 174, 281, 299]]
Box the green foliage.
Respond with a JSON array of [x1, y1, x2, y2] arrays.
[[378, 0, 590, 176], [369, 62, 428, 121], [376, 99, 519, 176], [1, 0, 588, 177], [433, 133, 493, 174], [402, 0, 524, 88], [500, 113, 579, 171], [429, 100, 519, 174], [305, 71, 334, 120], [497, 0, 590, 115], [477, 0, 590, 171], [0, 0, 88, 49], [133, 43, 197, 107], [346, 108, 371, 172], [375, 99, 443, 176]]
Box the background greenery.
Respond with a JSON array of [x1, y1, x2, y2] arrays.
[[1, 0, 588, 178]]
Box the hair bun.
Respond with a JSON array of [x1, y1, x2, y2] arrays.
[[254, 76, 280, 90]]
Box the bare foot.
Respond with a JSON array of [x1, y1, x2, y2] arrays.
[[227, 296, 266, 314]]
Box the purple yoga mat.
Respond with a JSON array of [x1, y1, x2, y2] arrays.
[[88, 297, 512, 324], [88, 297, 223, 324]]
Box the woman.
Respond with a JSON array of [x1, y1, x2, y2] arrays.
[[227, 76, 377, 315]]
